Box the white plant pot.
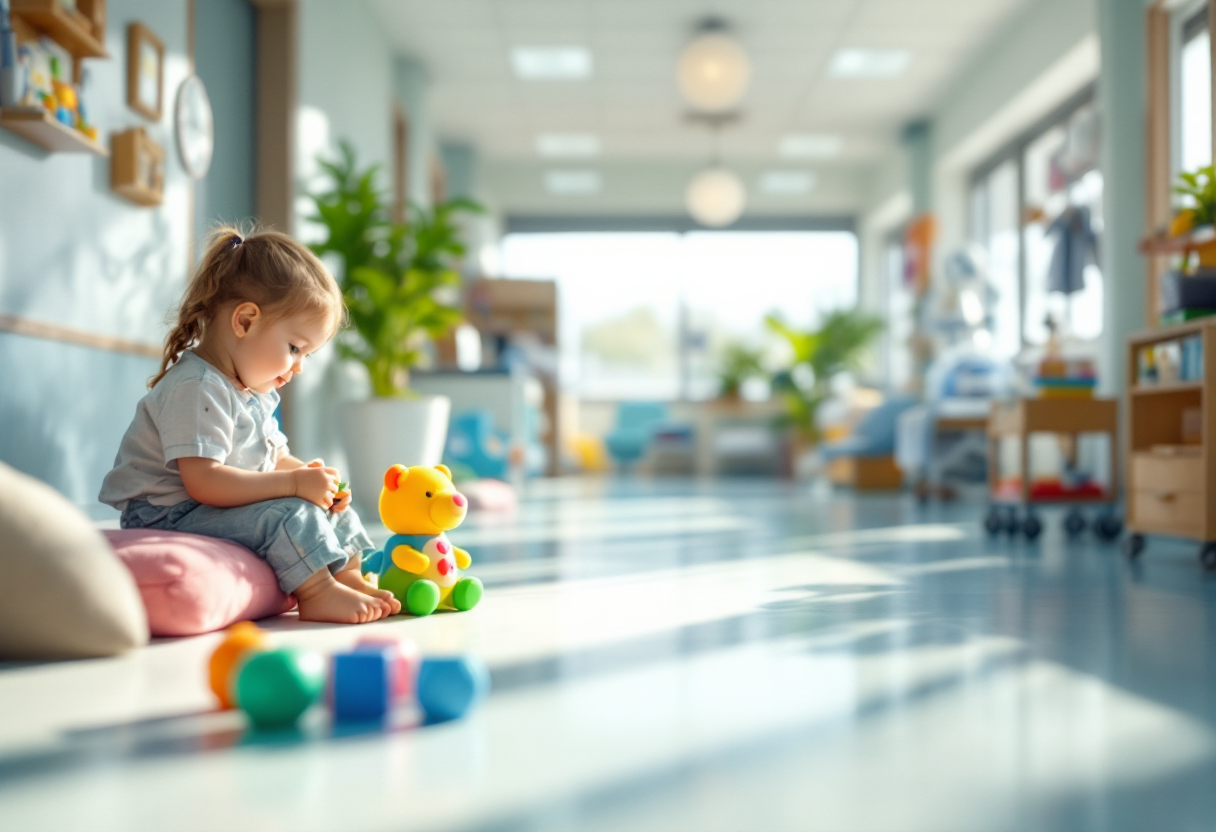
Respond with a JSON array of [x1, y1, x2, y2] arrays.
[[342, 395, 451, 517]]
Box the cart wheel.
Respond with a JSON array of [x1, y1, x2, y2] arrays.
[[1124, 534, 1146, 559], [984, 507, 1002, 536], [1093, 514, 1123, 542], [1004, 508, 1021, 538], [1201, 544, 1216, 571], [1022, 514, 1042, 541], [1064, 509, 1087, 537]]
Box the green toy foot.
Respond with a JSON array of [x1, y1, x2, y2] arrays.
[[406, 580, 441, 616], [451, 577, 483, 611]]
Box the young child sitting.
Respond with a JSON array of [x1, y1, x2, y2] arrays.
[[99, 227, 401, 624]]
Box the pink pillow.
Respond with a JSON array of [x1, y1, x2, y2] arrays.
[[102, 529, 296, 637]]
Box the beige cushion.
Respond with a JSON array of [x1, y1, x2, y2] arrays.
[[0, 462, 148, 659]]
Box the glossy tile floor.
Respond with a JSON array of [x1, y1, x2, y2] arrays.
[[3, 477, 1216, 831]]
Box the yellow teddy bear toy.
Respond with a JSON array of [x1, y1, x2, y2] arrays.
[[360, 464, 482, 617]]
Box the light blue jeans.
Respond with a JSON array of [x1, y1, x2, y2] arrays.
[[121, 497, 376, 593]]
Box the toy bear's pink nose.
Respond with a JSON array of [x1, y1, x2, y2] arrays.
[[453, 493, 466, 508], [436, 541, 449, 555], [436, 557, 453, 576]]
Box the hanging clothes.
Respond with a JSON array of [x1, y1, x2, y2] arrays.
[[1045, 205, 1098, 295]]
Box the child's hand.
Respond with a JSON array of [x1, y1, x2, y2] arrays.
[[293, 465, 339, 509], [330, 481, 352, 513]]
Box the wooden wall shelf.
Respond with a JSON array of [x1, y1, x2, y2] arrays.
[[1139, 226, 1216, 256], [11, 0, 108, 62], [0, 107, 108, 155]]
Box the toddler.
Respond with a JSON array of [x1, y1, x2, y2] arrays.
[[100, 227, 401, 623]]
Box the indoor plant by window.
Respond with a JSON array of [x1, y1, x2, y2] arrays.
[[766, 309, 884, 441], [306, 141, 481, 510]]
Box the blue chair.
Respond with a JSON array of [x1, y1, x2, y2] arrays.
[[820, 396, 919, 462], [445, 411, 509, 480], [605, 402, 669, 467]]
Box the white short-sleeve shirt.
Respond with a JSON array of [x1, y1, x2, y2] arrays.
[[99, 350, 288, 510]]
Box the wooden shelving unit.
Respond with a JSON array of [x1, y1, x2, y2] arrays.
[[1126, 318, 1216, 564], [10, 0, 108, 68], [0, 107, 107, 155], [2, 1, 108, 152]]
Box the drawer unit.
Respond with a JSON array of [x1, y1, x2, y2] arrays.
[[1129, 488, 1205, 538], [1130, 453, 1203, 494]]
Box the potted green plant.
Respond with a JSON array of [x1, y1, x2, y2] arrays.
[[766, 308, 884, 441], [305, 141, 481, 509], [716, 341, 766, 401]]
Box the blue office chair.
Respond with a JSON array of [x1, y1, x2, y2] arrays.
[[605, 402, 669, 467]]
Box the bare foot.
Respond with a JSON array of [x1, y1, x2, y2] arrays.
[[336, 569, 402, 615], [295, 571, 389, 624]]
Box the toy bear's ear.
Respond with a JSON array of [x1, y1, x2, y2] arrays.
[[434, 464, 453, 481], [384, 464, 408, 492]]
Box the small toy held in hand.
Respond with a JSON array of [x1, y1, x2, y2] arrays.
[[330, 480, 349, 511], [360, 464, 483, 617]]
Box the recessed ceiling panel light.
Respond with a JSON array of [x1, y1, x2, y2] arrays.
[[828, 48, 911, 79], [536, 133, 601, 157], [545, 170, 602, 194], [512, 47, 593, 80], [779, 134, 843, 159], [759, 171, 817, 195]]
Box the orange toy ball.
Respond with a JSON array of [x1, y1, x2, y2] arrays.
[[208, 622, 268, 709]]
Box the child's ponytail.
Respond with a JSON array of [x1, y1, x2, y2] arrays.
[[149, 225, 343, 387]]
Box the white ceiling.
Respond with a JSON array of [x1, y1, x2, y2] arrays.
[[367, 0, 1033, 167]]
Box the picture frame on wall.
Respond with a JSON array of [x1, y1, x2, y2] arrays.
[[126, 23, 163, 121]]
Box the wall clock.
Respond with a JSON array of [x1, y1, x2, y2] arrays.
[[175, 75, 213, 179]]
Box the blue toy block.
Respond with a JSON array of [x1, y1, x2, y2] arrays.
[[416, 656, 490, 722], [331, 647, 394, 723]]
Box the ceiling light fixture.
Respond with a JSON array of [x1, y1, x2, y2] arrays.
[[512, 46, 593, 80], [544, 170, 602, 195], [827, 48, 911, 79], [536, 133, 601, 158], [677, 19, 751, 113], [779, 134, 843, 159], [686, 167, 746, 227], [759, 171, 817, 195]]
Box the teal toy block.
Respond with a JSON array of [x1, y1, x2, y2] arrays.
[[235, 647, 325, 730], [332, 647, 393, 723], [417, 656, 490, 722]]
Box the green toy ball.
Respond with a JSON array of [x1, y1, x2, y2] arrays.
[[234, 647, 325, 730], [451, 577, 483, 611], [406, 580, 441, 616]]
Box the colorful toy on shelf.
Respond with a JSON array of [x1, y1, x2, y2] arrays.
[[234, 646, 326, 730], [361, 464, 483, 617], [417, 656, 490, 723], [208, 621, 268, 709], [48, 56, 76, 127]]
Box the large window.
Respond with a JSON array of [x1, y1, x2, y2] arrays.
[[967, 90, 1102, 355], [499, 230, 859, 400], [1178, 5, 1212, 174]]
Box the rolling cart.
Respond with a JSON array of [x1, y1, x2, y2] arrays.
[[1125, 320, 1216, 567], [983, 398, 1123, 541]]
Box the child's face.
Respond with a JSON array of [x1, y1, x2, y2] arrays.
[[232, 306, 332, 395]]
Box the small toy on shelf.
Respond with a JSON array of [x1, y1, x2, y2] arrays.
[[361, 464, 483, 617], [417, 656, 490, 723], [208, 621, 267, 709], [48, 55, 75, 126], [234, 646, 326, 730]]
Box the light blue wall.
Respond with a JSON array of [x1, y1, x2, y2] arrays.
[[0, 0, 192, 517], [194, 0, 256, 237]]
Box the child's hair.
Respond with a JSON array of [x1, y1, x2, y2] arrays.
[[150, 225, 345, 387]]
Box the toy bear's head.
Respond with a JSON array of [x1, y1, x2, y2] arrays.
[[379, 464, 468, 536]]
